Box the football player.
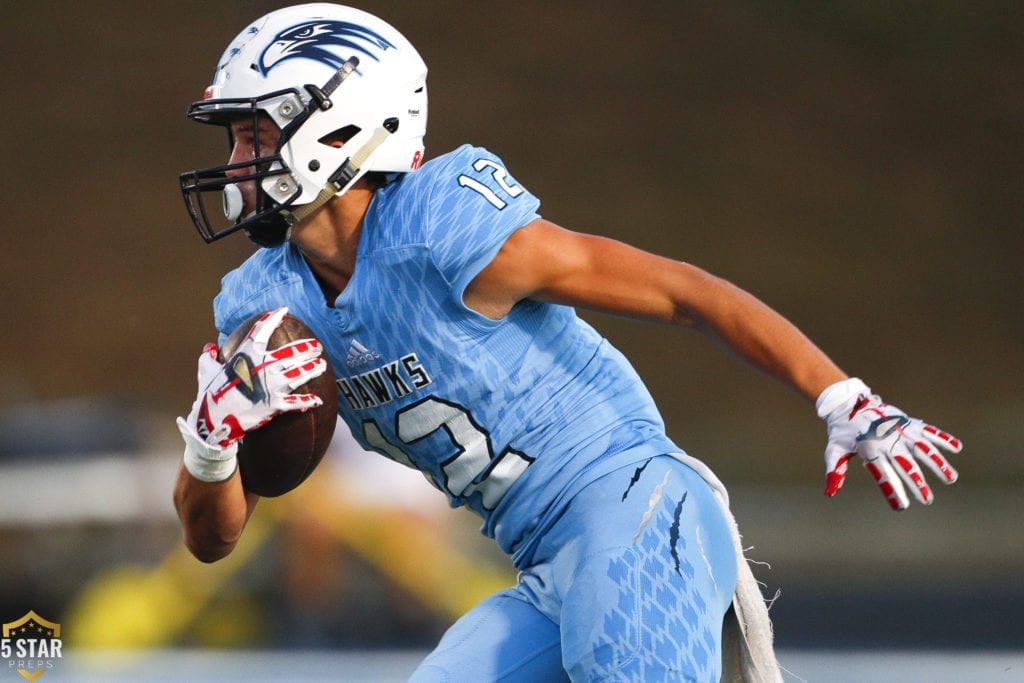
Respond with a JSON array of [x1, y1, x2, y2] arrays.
[[173, 4, 963, 681]]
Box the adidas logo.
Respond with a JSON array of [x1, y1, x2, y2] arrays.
[[346, 339, 382, 368]]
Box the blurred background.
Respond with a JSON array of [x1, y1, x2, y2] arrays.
[[1, 0, 1021, 680]]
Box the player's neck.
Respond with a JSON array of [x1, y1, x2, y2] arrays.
[[291, 187, 373, 304]]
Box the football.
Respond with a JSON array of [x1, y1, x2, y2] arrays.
[[218, 311, 338, 497]]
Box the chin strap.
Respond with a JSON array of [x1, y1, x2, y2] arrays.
[[281, 118, 398, 227]]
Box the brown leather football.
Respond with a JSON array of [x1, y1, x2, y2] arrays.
[[218, 311, 338, 497]]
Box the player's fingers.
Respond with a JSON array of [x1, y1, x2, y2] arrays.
[[824, 450, 854, 497], [249, 307, 290, 348], [275, 392, 324, 413], [270, 338, 323, 364], [890, 451, 933, 505], [921, 423, 963, 454], [913, 440, 958, 484], [863, 454, 910, 511], [196, 347, 226, 384], [280, 358, 328, 390]]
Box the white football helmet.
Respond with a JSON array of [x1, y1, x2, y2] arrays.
[[180, 3, 428, 246]]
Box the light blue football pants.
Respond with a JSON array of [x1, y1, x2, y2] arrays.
[[409, 455, 738, 682]]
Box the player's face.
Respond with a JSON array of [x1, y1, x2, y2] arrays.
[[226, 113, 281, 216]]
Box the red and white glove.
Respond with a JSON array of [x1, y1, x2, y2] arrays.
[[176, 307, 327, 483], [817, 377, 963, 510]]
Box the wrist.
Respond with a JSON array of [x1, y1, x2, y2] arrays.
[[176, 417, 239, 483], [815, 377, 871, 419]]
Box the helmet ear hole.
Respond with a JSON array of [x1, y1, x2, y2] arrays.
[[319, 125, 361, 147]]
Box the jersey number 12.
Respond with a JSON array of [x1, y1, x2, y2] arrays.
[[362, 396, 534, 510], [457, 159, 524, 210]]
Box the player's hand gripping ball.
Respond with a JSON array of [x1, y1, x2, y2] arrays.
[[178, 307, 338, 496]]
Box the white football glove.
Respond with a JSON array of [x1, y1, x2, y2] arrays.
[[177, 307, 327, 483], [817, 377, 963, 510]]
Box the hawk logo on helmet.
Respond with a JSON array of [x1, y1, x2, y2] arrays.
[[258, 20, 396, 75]]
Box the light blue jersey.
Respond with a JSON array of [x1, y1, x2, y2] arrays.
[[214, 144, 679, 567]]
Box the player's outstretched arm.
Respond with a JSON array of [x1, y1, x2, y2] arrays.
[[466, 219, 845, 400], [465, 219, 963, 509]]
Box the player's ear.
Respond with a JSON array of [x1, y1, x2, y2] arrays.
[[319, 125, 361, 149]]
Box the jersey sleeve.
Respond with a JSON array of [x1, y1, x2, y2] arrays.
[[423, 145, 541, 301]]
